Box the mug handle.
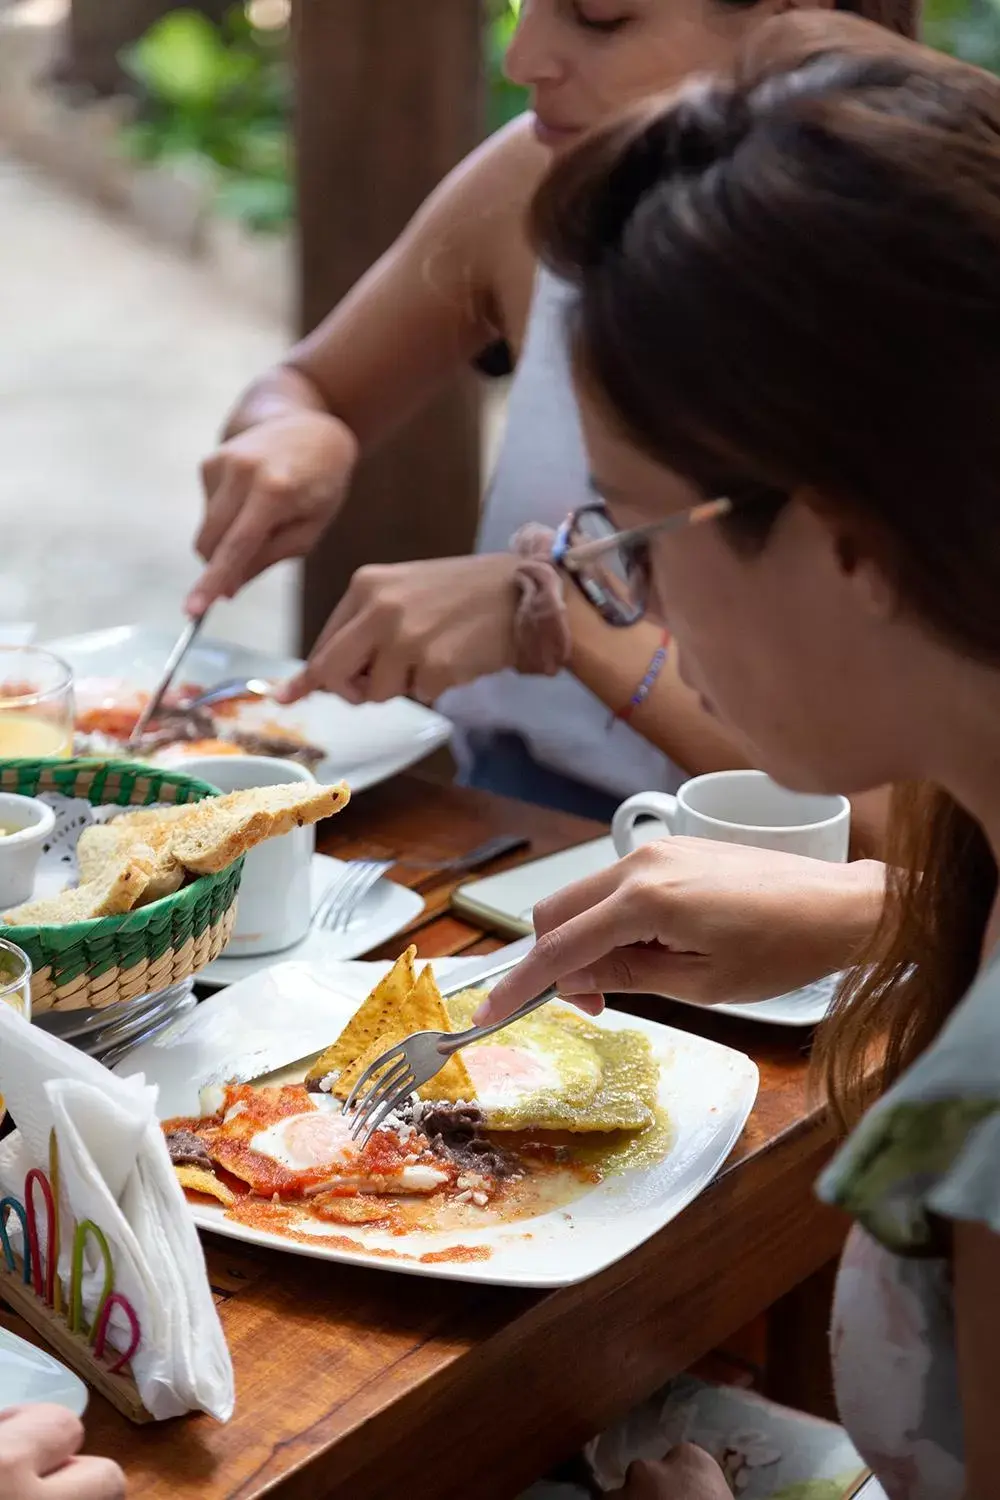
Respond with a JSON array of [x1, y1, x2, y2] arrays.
[[611, 791, 679, 856]]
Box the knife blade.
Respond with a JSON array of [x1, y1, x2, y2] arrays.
[[127, 614, 207, 747], [227, 936, 536, 1088]]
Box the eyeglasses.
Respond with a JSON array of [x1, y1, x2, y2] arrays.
[[551, 497, 733, 628]]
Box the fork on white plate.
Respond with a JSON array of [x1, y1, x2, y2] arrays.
[[343, 984, 557, 1145]]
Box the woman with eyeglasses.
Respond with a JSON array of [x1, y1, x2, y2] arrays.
[[188, 0, 909, 846], [478, 14, 1000, 1496]]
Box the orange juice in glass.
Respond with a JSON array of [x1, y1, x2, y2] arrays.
[[0, 938, 31, 1124], [0, 647, 74, 759]]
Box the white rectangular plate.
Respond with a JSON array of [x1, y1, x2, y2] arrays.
[[115, 959, 759, 1288], [45, 625, 453, 795], [455, 837, 840, 1028]]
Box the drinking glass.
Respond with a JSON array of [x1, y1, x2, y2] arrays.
[[0, 647, 75, 759], [0, 937, 31, 1125]]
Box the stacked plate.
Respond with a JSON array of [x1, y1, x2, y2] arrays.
[[34, 979, 197, 1069]]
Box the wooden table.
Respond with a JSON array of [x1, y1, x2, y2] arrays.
[[10, 775, 849, 1498]]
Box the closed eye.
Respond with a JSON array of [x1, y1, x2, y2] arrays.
[[572, 2, 630, 34]]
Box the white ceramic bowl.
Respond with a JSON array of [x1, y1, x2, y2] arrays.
[[0, 794, 55, 909]]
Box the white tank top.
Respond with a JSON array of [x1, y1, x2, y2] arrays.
[[439, 268, 685, 800]]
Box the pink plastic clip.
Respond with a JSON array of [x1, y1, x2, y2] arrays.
[[92, 1292, 141, 1375], [24, 1169, 55, 1304]]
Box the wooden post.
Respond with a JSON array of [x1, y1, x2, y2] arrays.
[[294, 0, 484, 654]]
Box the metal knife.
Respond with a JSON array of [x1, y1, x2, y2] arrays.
[[127, 613, 207, 747], [228, 936, 536, 1088]]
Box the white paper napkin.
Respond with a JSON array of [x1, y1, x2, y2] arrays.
[[0, 1004, 234, 1421]]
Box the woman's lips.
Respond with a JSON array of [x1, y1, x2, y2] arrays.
[[532, 114, 584, 149]]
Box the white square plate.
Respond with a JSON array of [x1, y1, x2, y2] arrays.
[[45, 625, 453, 794], [454, 837, 841, 1028], [115, 959, 759, 1288]]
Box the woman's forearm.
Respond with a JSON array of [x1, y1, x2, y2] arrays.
[[565, 590, 756, 775]]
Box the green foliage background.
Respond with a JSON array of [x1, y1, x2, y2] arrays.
[[121, 0, 1000, 235]]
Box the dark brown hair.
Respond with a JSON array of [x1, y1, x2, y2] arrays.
[[723, 0, 920, 38], [531, 11, 1000, 1124]]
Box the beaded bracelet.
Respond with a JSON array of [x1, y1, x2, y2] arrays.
[[616, 629, 671, 723]]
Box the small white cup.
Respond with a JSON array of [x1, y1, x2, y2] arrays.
[[183, 756, 315, 957], [0, 793, 56, 909], [612, 769, 850, 863]]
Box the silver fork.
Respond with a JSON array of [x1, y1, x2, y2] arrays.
[[313, 859, 394, 934], [313, 835, 529, 934], [343, 984, 557, 1145]]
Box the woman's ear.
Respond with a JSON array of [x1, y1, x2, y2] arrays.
[[796, 484, 899, 620]]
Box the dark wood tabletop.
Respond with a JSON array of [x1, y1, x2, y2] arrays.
[[8, 773, 848, 1499]]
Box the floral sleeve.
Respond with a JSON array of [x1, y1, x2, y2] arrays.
[[817, 955, 1000, 1257]]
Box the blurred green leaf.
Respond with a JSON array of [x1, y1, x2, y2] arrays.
[[923, 0, 1000, 69], [120, 11, 256, 108], [216, 172, 294, 232], [486, 0, 528, 134]]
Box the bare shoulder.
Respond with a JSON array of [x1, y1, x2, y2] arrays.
[[422, 115, 548, 346], [439, 114, 550, 224]]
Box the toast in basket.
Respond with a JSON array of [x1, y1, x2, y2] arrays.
[[2, 781, 349, 925]]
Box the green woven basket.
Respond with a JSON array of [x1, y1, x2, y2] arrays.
[[0, 759, 242, 1015]]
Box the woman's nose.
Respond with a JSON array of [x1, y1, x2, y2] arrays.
[[504, 7, 564, 86]]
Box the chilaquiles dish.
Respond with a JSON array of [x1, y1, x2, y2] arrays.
[[164, 948, 670, 1250]]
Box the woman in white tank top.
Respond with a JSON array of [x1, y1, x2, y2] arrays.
[[189, 0, 908, 835], [437, 267, 680, 819]]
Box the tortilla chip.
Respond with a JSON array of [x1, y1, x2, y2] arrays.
[[333, 964, 475, 1104], [174, 1164, 236, 1207], [305, 945, 418, 1088]]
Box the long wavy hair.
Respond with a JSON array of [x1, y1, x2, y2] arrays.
[[530, 12, 1000, 1125]]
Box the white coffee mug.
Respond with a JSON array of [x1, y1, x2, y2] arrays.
[[612, 769, 850, 863], [183, 755, 315, 957]]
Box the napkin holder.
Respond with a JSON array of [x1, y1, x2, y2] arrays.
[[0, 1131, 151, 1425]]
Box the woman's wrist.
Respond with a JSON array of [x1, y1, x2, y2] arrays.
[[224, 367, 332, 440], [832, 858, 887, 965]]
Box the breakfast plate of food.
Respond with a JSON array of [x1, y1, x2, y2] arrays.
[[44, 625, 453, 793], [115, 953, 759, 1287]]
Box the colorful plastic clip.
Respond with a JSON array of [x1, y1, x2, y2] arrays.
[[92, 1292, 141, 1375], [24, 1168, 55, 1305], [0, 1197, 30, 1284], [70, 1220, 114, 1339]]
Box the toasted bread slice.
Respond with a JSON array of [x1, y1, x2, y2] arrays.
[[3, 847, 155, 926], [169, 781, 350, 876], [113, 803, 193, 832], [235, 782, 351, 837], [334, 964, 475, 1105], [305, 946, 418, 1090], [77, 820, 184, 905]]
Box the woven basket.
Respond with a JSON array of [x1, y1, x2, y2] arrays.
[[0, 759, 241, 1015]]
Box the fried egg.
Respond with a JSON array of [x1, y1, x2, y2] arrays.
[[248, 1095, 446, 1195], [446, 993, 659, 1133], [189, 1084, 449, 1197]]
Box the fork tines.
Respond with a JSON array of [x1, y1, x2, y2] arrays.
[[343, 1046, 415, 1146]]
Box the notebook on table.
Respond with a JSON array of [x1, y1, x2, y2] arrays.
[[451, 836, 618, 936]]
